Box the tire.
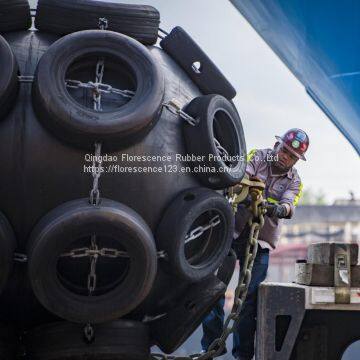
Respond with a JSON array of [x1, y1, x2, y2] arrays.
[[216, 248, 237, 286], [27, 198, 157, 324], [0, 211, 16, 296], [156, 187, 234, 282], [25, 320, 150, 360], [35, 0, 160, 45], [183, 94, 247, 189], [160, 26, 236, 100], [32, 30, 164, 150], [149, 275, 226, 353], [0, 35, 19, 120], [0, 0, 31, 33]]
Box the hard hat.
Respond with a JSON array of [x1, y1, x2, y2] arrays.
[[275, 128, 309, 161]]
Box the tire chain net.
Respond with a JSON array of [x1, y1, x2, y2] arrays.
[[151, 178, 266, 360], [55, 18, 264, 353]]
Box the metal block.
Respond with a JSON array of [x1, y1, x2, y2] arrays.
[[295, 263, 360, 287], [307, 242, 358, 265], [256, 282, 306, 360]]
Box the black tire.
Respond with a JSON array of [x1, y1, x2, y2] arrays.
[[0, 35, 19, 120], [216, 248, 237, 286], [183, 94, 247, 189], [32, 30, 164, 150], [0, 0, 31, 33], [156, 187, 234, 282], [28, 198, 157, 324], [25, 320, 150, 360], [35, 0, 160, 45], [0, 212, 16, 296], [149, 275, 226, 353], [160, 26, 236, 99]]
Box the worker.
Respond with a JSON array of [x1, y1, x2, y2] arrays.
[[201, 128, 309, 360]]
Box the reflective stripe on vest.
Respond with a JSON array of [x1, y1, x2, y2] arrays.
[[267, 197, 279, 204], [293, 182, 303, 206], [247, 149, 257, 162]]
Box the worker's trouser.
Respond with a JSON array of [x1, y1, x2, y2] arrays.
[[201, 241, 269, 360]]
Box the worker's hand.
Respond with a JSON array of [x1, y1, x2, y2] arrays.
[[265, 203, 287, 218]]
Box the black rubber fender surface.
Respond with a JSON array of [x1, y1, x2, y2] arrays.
[[216, 248, 237, 286], [32, 30, 164, 150], [156, 187, 234, 282], [0, 0, 31, 33], [0, 323, 17, 359], [149, 275, 226, 354], [35, 0, 160, 45], [0, 35, 19, 120], [183, 94, 247, 189], [160, 26, 236, 99], [0, 211, 16, 296], [27, 198, 157, 324], [25, 320, 150, 360]]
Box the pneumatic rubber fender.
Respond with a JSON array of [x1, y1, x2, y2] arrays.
[[0, 35, 19, 120], [25, 320, 150, 360], [0, 0, 31, 33], [35, 0, 160, 45], [27, 198, 157, 324], [156, 187, 234, 282], [183, 94, 247, 189], [0, 211, 16, 296], [32, 30, 164, 150]]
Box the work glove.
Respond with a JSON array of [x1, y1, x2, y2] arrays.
[[265, 203, 287, 218]]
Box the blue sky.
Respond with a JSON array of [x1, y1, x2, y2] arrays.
[[30, 0, 360, 203]]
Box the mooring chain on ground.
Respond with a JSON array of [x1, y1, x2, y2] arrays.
[[150, 178, 266, 360]]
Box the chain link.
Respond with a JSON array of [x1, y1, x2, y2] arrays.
[[163, 99, 198, 126], [83, 323, 95, 343], [214, 138, 229, 158], [98, 17, 109, 30], [87, 234, 99, 295], [14, 253, 28, 263], [185, 215, 221, 244], [89, 142, 102, 206], [65, 80, 135, 99], [150, 178, 266, 360]]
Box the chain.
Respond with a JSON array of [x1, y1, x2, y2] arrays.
[[61, 247, 129, 259], [214, 138, 229, 158], [163, 99, 198, 126], [150, 178, 266, 360], [87, 234, 99, 295], [18, 75, 34, 83], [14, 253, 28, 263], [98, 17, 109, 30], [89, 142, 102, 206], [83, 323, 95, 343], [61, 247, 167, 259], [66, 80, 135, 100], [185, 215, 220, 244], [93, 58, 105, 111]]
